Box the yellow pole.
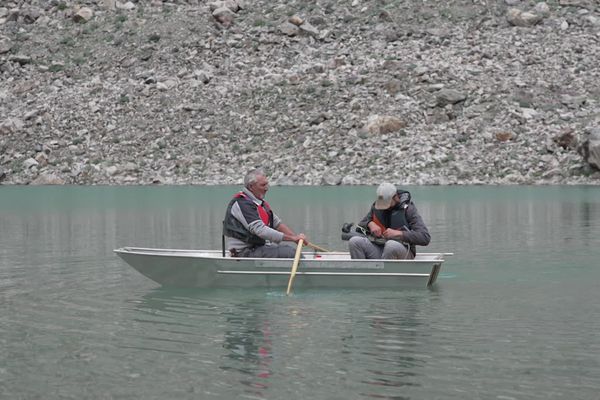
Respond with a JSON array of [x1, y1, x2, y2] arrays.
[[305, 242, 330, 252], [286, 239, 304, 295]]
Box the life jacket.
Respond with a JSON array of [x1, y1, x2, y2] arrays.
[[371, 204, 409, 232], [370, 190, 416, 255], [222, 192, 274, 246]]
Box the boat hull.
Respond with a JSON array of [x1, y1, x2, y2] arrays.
[[114, 247, 451, 289]]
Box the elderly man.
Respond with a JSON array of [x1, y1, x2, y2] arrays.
[[223, 168, 309, 258], [348, 182, 430, 259]]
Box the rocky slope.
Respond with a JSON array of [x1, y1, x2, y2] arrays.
[[1, 0, 599, 185]]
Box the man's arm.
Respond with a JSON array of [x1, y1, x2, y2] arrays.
[[230, 201, 284, 242], [357, 209, 372, 229], [276, 223, 307, 244], [399, 204, 430, 245]]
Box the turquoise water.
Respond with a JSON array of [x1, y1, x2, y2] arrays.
[[1, 185, 599, 399]]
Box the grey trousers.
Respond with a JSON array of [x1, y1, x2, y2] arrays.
[[348, 236, 413, 260], [236, 243, 297, 258]]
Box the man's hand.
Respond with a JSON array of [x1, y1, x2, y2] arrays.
[[279, 223, 308, 244], [285, 232, 308, 245], [383, 228, 403, 240], [367, 222, 382, 237], [292, 233, 307, 244]]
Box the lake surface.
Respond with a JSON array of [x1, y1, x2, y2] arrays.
[[1, 185, 599, 399]]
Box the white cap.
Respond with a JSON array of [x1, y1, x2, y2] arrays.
[[374, 182, 397, 210]]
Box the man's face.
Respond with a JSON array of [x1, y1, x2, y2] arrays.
[[249, 175, 269, 200]]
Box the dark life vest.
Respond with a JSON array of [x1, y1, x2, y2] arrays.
[[371, 205, 409, 232], [222, 192, 274, 246]]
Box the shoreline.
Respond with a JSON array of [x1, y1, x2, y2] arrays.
[[1, 0, 599, 186]]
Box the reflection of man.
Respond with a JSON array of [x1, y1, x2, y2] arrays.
[[348, 183, 430, 259], [223, 168, 309, 258], [222, 305, 272, 392]]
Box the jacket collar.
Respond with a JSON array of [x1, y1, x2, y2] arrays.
[[242, 187, 263, 204]]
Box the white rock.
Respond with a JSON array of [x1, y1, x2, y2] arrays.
[[0, 118, 24, 135], [0, 35, 12, 53], [212, 7, 235, 26], [31, 173, 65, 185], [534, 2, 550, 17], [105, 166, 119, 176], [73, 7, 93, 23], [585, 129, 600, 170], [23, 158, 39, 169], [520, 108, 538, 119], [584, 15, 599, 26], [103, 0, 116, 10], [507, 8, 543, 27], [117, 2, 136, 11]]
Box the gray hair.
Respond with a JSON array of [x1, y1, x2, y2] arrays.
[[244, 168, 266, 188]]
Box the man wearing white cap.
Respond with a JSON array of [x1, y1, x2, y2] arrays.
[[348, 182, 430, 259]]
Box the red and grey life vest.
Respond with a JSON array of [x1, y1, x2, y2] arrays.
[[222, 192, 274, 246]]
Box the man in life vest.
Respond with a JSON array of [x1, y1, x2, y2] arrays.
[[348, 182, 430, 259], [223, 168, 309, 258]]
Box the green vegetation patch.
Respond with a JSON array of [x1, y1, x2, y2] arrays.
[[48, 64, 64, 73]]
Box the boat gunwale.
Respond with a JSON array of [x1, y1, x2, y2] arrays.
[[217, 270, 431, 277], [114, 246, 452, 263]]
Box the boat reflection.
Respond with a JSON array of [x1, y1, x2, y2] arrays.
[[127, 287, 442, 399]]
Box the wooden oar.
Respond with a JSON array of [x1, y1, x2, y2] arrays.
[[305, 242, 329, 253], [286, 239, 304, 296]]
